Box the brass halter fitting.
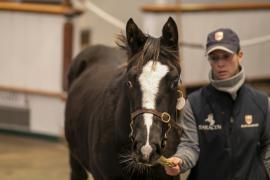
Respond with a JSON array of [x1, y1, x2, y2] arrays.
[[161, 112, 171, 123]]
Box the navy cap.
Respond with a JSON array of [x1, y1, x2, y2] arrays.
[[206, 28, 240, 55]]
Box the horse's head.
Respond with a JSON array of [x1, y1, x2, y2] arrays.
[[121, 17, 182, 169]]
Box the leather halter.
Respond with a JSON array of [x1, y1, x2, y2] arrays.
[[130, 108, 174, 148], [131, 108, 172, 124]]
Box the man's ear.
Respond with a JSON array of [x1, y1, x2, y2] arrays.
[[161, 17, 179, 50], [238, 50, 244, 63], [126, 18, 146, 54]]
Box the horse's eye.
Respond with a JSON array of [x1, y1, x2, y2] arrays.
[[170, 79, 179, 90], [126, 81, 133, 89]]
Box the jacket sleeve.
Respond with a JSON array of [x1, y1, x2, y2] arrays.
[[261, 98, 270, 178], [174, 100, 200, 173]]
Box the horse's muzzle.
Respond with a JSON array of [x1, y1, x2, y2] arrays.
[[133, 141, 161, 165]]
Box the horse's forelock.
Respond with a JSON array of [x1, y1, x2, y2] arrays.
[[116, 34, 180, 74]]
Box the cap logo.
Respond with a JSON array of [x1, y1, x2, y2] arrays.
[[245, 115, 253, 125], [215, 31, 224, 41]]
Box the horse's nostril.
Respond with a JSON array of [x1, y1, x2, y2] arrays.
[[150, 143, 161, 154], [155, 143, 161, 155], [133, 141, 142, 154]]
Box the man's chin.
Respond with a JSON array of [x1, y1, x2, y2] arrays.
[[216, 73, 230, 80]]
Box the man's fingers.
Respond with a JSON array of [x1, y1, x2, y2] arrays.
[[164, 157, 182, 176], [170, 157, 182, 166], [165, 165, 180, 176]]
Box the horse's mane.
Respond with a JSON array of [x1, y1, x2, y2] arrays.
[[116, 34, 181, 72]]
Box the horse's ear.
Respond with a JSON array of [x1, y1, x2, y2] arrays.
[[126, 18, 146, 54], [161, 17, 179, 50]]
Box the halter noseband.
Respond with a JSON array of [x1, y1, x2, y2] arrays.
[[130, 108, 174, 148], [131, 109, 172, 124]]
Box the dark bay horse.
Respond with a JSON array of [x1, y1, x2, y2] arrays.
[[65, 17, 182, 180]]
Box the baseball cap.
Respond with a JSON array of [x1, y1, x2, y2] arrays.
[[206, 28, 240, 55]]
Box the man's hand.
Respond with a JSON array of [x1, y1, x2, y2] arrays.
[[164, 157, 182, 176]]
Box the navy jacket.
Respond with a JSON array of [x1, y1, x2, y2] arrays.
[[188, 84, 269, 180]]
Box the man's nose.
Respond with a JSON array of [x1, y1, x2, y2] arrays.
[[216, 59, 226, 66]]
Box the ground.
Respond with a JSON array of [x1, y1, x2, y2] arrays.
[[0, 134, 186, 180], [0, 134, 70, 180]]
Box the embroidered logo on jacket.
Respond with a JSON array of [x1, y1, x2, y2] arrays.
[[241, 115, 259, 128], [245, 115, 252, 124], [198, 113, 222, 130]]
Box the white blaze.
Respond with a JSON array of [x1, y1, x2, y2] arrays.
[[138, 60, 169, 158]]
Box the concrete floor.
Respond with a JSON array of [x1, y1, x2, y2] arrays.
[[0, 134, 70, 180], [0, 134, 187, 180]]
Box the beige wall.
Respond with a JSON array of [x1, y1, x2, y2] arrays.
[[74, 0, 156, 46], [74, 0, 270, 46]]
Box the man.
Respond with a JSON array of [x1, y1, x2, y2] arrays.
[[165, 28, 270, 180]]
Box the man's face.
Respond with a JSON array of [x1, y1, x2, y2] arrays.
[[208, 50, 243, 80]]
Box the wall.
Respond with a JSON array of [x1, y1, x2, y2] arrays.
[[73, 0, 156, 46], [73, 0, 270, 46]]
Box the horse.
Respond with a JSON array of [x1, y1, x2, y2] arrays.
[[65, 17, 183, 180]]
